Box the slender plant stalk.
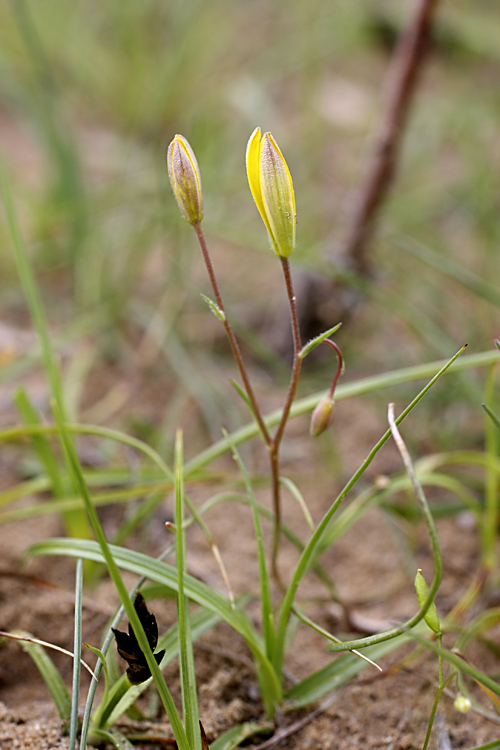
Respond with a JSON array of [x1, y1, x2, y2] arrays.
[[269, 258, 302, 581], [194, 227, 303, 583], [421, 634, 451, 750], [194, 225, 271, 446], [324, 340, 343, 399]]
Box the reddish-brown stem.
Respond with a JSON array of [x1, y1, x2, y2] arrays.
[[194, 227, 302, 584], [273, 258, 303, 448], [324, 339, 343, 399], [194, 224, 271, 447], [270, 257, 303, 582]]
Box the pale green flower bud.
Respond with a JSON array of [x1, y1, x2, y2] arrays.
[[453, 694, 471, 713], [414, 569, 441, 635], [310, 395, 335, 437], [167, 134, 203, 226], [246, 127, 296, 258]]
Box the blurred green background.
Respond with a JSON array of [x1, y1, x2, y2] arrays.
[[0, 0, 499, 456]]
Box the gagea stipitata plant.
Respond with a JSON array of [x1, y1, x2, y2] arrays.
[[14, 118, 496, 749], [168, 128, 342, 584]]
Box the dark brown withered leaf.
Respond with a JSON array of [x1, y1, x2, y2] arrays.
[[199, 721, 210, 750], [112, 592, 166, 685]]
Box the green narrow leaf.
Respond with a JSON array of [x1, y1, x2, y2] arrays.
[[209, 722, 273, 750], [223, 430, 279, 714], [69, 558, 83, 750], [273, 345, 467, 679], [279, 477, 314, 532], [285, 636, 410, 709], [27, 537, 280, 717], [10, 630, 71, 720], [201, 294, 226, 322], [175, 430, 201, 750], [0, 154, 64, 412], [14, 388, 91, 542], [14, 387, 65, 496], [50, 402, 190, 750], [483, 364, 499, 569], [90, 728, 136, 750], [404, 629, 500, 698], [326, 404, 444, 654], [103, 608, 220, 730], [483, 403, 500, 432], [230, 380, 253, 413], [397, 235, 500, 309], [298, 323, 342, 360], [184, 348, 500, 478], [84, 644, 110, 708]]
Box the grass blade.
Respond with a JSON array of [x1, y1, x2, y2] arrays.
[[14, 387, 65, 497], [6, 630, 71, 720], [175, 430, 201, 750], [50, 401, 190, 750], [90, 728, 136, 750], [102, 607, 220, 730], [223, 431, 276, 696], [396, 235, 500, 309], [279, 477, 314, 532], [69, 558, 83, 750], [209, 722, 273, 750], [27, 536, 281, 711], [273, 345, 467, 680], [284, 636, 410, 710], [184, 348, 500, 477], [482, 365, 499, 569]]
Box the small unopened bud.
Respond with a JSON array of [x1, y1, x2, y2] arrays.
[[246, 127, 296, 258], [167, 134, 203, 226], [310, 395, 335, 437], [453, 694, 471, 713], [414, 569, 441, 635]]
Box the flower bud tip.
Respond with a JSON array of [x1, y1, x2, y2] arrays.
[[310, 396, 335, 437], [167, 134, 203, 226], [246, 128, 296, 258]]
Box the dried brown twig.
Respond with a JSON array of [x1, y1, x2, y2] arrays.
[[271, 0, 440, 347], [251, 693, 338, 750], [342, 0, 439, 275]]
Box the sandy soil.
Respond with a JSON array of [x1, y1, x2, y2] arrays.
[[0, 381, 499, 750]]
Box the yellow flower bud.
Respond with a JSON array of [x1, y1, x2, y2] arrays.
[[310, 395, 335, 437], [167, 134, 203, 226], [246, 127, 296, 258], [414, 569, 441, 635]]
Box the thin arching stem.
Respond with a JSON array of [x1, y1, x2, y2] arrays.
[[269, 257, 302, 582], [194, 229, 303, 585], [194, 224, 271, 448], [325, 339, 343, 399]]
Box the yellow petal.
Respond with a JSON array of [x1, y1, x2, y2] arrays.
[[246, 128, 278, 254], [260, 133, 296, 258]]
